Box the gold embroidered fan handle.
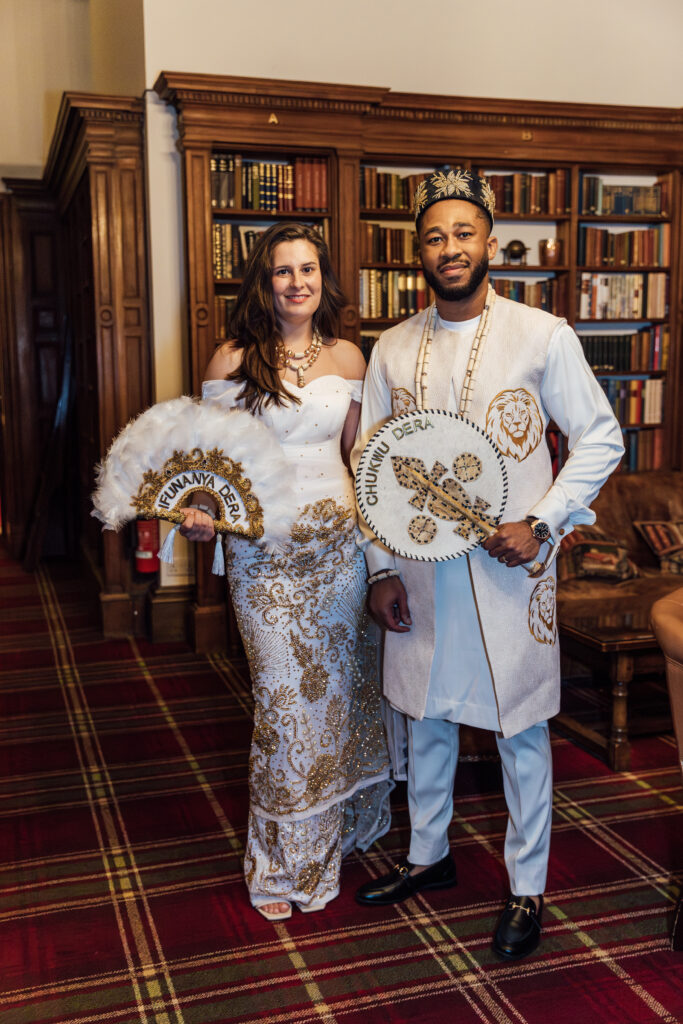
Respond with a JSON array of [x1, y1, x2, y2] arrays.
[[140, 511, 263, 539], [402, 465, 544, 577]]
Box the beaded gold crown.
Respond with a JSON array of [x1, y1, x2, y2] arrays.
[[413, 169, 495, 227]]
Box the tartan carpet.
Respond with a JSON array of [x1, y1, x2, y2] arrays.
[[1, 546, 682, 1024]]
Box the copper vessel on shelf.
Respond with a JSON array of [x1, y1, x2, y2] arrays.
[[539, 238, 562, 266]]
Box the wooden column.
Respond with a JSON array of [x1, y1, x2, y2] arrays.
[[335, 149, 362, 343], [44, 95, 152, 635]]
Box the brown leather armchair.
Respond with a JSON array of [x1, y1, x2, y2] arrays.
[[650, 586, 683, 950]]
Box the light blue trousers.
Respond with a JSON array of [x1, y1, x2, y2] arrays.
[[406, 717, 553, 896]]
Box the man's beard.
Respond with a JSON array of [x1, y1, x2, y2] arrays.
[[422, 253, 489, 302]]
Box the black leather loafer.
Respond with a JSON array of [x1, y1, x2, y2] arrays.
[[492, 894, 543, 960], [356, 853, 457, 906]]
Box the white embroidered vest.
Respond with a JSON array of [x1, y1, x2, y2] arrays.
[[377, 296, 562, 737]]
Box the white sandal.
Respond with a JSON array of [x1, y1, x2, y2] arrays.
[[253, 900, 292, 921], [296, 898, 328, 913]]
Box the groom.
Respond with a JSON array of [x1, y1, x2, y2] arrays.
[[352, 168, 623, 959]]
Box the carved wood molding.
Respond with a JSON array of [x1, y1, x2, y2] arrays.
[[44, 93, 145, 211], [370, 106, 683, 134], [155, 71, 384, 109], [155, 71, 683, 142]]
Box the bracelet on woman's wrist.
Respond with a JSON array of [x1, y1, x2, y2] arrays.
[[189, 502, 217, 520], [367, 568, 400, 586]]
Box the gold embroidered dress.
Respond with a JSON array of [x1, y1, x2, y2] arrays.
[[202, 375, 391, 909]]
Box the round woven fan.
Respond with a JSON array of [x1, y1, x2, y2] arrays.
[[356, 408, 508, 562], [91, 396, 296, 573]]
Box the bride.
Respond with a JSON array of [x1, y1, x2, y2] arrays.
[[180, 222, 391, 921]]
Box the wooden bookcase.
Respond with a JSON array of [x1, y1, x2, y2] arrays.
[[155, 72, 682, 646]]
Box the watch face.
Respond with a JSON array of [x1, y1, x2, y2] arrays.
[[531, 520, 551, 542]]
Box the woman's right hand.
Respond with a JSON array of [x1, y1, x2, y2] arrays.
[[179, 507, 217, 542]]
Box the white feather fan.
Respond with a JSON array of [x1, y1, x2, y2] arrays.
[[91, 396, 297, 565]]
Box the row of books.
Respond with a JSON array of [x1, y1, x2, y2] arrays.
[[212, 220, 328, 279], [577, 326, 669, 373], [491, 277, 562, 314], [210, 154, 328, 212], [360, 223, 419, 264], [215, 295, 238, 339], [360, 333, 380, 361], [547, 426, 664, 476], [478, 170, 572, 215], [577, 272, 668, 320], [577, 224, 670, 267], [620, 428, 665, 472], [213, 222, 263, 278], [598, 376, 665, 426], [359, 269, 428, 319], [359, 168, 429, 211], [580, 176, 668, 216]]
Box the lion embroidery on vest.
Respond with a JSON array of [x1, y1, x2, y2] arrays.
[[486, 388, 543, 462], [392, 387, 417, 416], [528, 578, 557, 645]]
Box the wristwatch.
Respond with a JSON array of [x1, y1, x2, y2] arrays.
[[525, 516, 551, 543]]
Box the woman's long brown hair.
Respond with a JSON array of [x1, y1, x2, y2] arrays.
[[226, 222, 346, 412]]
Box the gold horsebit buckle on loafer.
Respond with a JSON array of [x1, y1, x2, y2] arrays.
[[396, 864, 410, 878], [508, 900, 535, 917]]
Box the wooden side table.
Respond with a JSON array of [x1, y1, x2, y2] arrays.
[[554, 613, 667, 770]]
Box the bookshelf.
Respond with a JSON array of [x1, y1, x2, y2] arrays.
[[572, 170, 674, 473], [155, 72, 682, 647], [480, 166, 572, 320], [358, 163, 435, 360]]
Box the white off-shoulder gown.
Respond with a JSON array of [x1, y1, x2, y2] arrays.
[[202, 375, 392, 909]]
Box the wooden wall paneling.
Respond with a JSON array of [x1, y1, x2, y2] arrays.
[[183, 147, 214, 392], [120, 162, 150, 424], [0, 183, 65, 558], [65, 176, 99, 552], [0, 194, 22, 557], [178, 146, 231, 651], [43, 95, 151, 636]]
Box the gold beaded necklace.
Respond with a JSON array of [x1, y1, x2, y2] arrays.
[[414, 284, 496, 413], [277, 329, 323, 388]]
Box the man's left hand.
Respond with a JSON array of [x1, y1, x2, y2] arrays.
[[483, 521, 541, 568]]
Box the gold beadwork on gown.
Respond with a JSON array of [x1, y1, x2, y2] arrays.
[[265, 819, 279, 848], [208, 375, 391, 908], [229, 499, 388, 819], [297, 862, 324, 895]]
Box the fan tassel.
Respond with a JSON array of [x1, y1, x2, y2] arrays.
[[211, 534, 225, 576], [158, 523, 180, 565]]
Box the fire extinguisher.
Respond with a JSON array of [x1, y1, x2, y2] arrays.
[[135, 520, 160, 573]]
